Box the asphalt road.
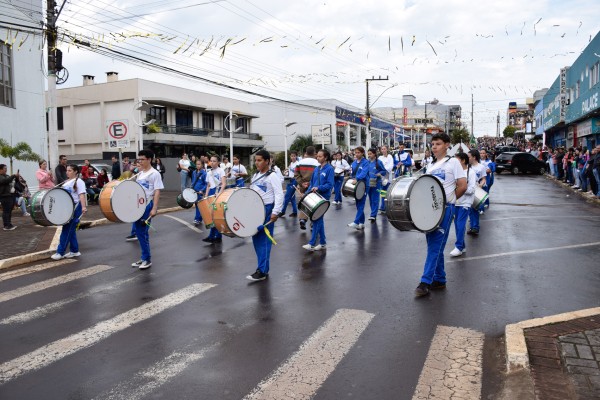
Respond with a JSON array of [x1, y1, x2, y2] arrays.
[[1, 173, 599, 399]]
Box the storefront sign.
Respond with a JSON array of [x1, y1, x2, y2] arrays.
[[559, 67, 568, 121]]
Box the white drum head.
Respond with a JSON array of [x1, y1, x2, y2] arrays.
[[182, 188, 197, 203], [311, 202, 330, 220], [111, 180, 147, 223], [42, 188, 74, 225], [223, 188, 265, 237], [408, 176, 446, 232], [355, 181, 366, 200]]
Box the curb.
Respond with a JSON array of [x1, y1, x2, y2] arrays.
[[505, 307, 600, 372], [0, 206, 182, 270], [544, 174, 600, 205]]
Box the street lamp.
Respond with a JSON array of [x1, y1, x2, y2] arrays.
[[284, 121, 297, 166], [225, 111, 243, 163]]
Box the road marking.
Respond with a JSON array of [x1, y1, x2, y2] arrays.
[[163, 214, 203, 233], [0, 283, 216, 385], [412, 325, 484, 400], [0, 265, 113, 303], [0, 259, 76, 282], [449, 242, 600, 263], [244, 308, 375, 400], [0, 276, 139, 326]]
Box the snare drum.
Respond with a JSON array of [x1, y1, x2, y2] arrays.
[[29, 188, 75, 226], [99, 180, 147, 223], [472, 187, 489, 210], [176, 194, 194, 209], [342, 178, 366, 200], [197, 195, 216, 228], [212, 188, 265, 238], [385, 175, 446, 232], [299, 192, 330, 221], [182, 188, 198, 203]]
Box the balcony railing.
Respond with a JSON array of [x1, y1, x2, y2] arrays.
[[144, 125, 261, 141]]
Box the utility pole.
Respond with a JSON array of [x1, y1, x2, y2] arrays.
[[365, 76, 388, 149], [46, 0, 58, 169], [471, 93, 475, 143]]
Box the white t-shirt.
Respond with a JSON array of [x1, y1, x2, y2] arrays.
[[179, 159, 190, 170], [332, 159, 350, 174], [62, 178, 87, 204], [250, 171, 284, 215], [471, 163, 487, 186], [273, 165, 285, 183], [230, 164, 247, 177], [288, 160, 300, 177], [207, 167, 225, 189], [457, 167, 477, 207], [220, 162, 232, 171], [299, 157, 320, 168], [378, 154, 394, 179], [426, 156, 466, 204], [137, 168, 164, 199]]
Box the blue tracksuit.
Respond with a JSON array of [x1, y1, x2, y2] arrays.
[[307, 163, 334, 246], [453, 206, 470, 251], [207, 187, 222, 239], [469, 167, 486, 231], [483, 161, 495, 208], [57, 203, 82, 256], [192, 169, 207, 222], [135, 200, 154, 262], [334, 175, 344, 203], [351, 158, 369, 224], [367, 159, 387, 218], [253, 203, 275, 274], [395, 151, 412, 177], [282, 178, 298, 214], [421, 204, 456, 284]]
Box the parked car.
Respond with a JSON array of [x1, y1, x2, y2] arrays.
[[494, 145, 520, 156], [495, 152, 546, 175]]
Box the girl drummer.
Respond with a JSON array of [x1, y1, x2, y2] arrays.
[[347, 147, 369, 230], [331, 151, 350, 205], [203, 155, 227, 243], [303, 149, 334, 251], [51, 164, 87, 260], [191, 159, 207, 226], [230, 154, 248, 188], [366, 147, 387, 222]]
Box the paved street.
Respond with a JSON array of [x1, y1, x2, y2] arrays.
[[1, 173, 599, 399]]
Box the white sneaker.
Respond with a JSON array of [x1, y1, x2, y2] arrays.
[[314, 244, 326, 250], [449, 248, 463, 257], [357, 224, 365, 230], [302, 244, 316, 251], [50, 253, 63, 260], [368, 216, 375, 221], [139, 260, 152, 269], [23, 212, 30, 217], [347, 222, 358, 228], [65, 252, 81, 258], [479, 210, 484, 215], [131, 260, 143, 267]]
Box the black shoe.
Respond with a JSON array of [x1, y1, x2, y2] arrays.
[[415, 282, 430, 297], [125, 234, 137, 241], [202, 237, 214, 243], [3, 224, 17, 231], [289, 213, 297, 217], [431, 281, 446, 290], [470, 229, 479, 235], [278, 212, 285, 217], [300, 220, 306, 230], [212, 237, 222, 243], [246, 269, 268, 282]]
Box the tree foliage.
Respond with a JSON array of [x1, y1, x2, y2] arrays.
[[450, 128, 471, 145], [0, 138, 42, 174], [289, 134, 314, 154], [503, 126, 517, 138]]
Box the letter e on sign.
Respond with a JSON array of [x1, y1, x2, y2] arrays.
[[108, 122, 128, 139]]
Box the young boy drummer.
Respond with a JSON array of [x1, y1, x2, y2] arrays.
[[415, 133, 467, 297], [246, 150, 284, 282]]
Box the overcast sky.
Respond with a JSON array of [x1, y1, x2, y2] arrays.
[[46, 0, 600, 136]]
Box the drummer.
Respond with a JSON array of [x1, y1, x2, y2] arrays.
[[294, 146, 319, 230], [280, 151, 300, 217], [51, 164, 87, 260], [230, 154, 248, 188], [347, 146, 369, 230], [191, 159, 207, 226], [302, 149, 334, 251], [203, 155, 227, 243], [331, 151, 350, 205], [366, 147, 387, 222], [466, 149, 487, 236], [246, 150, 284, 282], [450, 152, 476, 258], [415, 133, 466, 297], [378, 145, 394, 213]]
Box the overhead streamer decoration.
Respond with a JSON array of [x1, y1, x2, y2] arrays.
[[337, 36, 350, 50], [426, 39, 437, 56], [533, 18, 542, 36], [400, 36, 404, 55]]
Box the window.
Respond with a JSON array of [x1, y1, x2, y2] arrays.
[[0, 43, 14, 107], [147, 106, 167, 125], [235, 117, 247, 132], [175, 109, 193, 127], [202, 113, 214, 130], [576, 81, 580, 100], [45, 107, 64, 130]]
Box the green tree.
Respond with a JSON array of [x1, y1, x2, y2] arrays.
[[0, 138, 41, 174], [450, 128, 471, 145], [289, 134, 313, 154], [503, 126, 516, 138]]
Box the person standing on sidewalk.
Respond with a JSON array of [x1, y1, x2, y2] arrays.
[[51, 164, 87, 259], [0, 164, 19, 231], [111, 156, 121, 180], [36, 160, 54, 190], [55, 155, 68, 184]]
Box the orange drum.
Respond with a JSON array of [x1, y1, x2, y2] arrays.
[[99, 180, 147, 223], [197, 195, 216, 228], [213, 188, 265, 238]]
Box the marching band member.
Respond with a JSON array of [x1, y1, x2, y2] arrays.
[[479, 149, 494, 210], [51, 165, 87, 260], [366, 148, 387, 222], [246, 150, 284, 282], [191, 159, 207, 226], [467, 149, 487, 236], [422, 149, 434, 173], [332, 151, 350, 205], [294, 146, 319, 230], [302, 149, 334, 251], [347, 146, 369, 230], [131, 149, 163, 270], [415, 133, 466, 297], [203, 155, 227, 243], [280, 151, 300, 217], [377, 145, 394, 213], [450, 152, 476, 257], [394, 143, 412, 177], [230, 154, 248, 188]]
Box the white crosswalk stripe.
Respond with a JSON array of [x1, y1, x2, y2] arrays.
[[0, 283, 217, 385], [0, 259, 76, 282], [0, 264, 113, 303]]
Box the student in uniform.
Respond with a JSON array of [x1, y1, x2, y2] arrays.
[[280, 151, 300, 216], [479, 149, 494, 210], [51, 164, 87, 260], [294, 146, 319, 230], [246, 150, 284, 282], [230, 154, 248, 188], [394, 143, 412, 177], [450, 152, 477, 257], [302, 149, 334, 251], [131, 149, 164, 269], [347, 146, 369, 230], [191, 159, 207, 226], [203, 156, 227, 243], [467, 150, 487, 236], [331, 151, 350, 205], [378, 145, 394, 213], [415, 133, 467, 297], [366, 148, 387, 222]]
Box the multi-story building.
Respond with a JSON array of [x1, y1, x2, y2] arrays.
[[506, 100, 534, 137]]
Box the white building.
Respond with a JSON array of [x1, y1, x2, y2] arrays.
[[0, 0, 46, 185]]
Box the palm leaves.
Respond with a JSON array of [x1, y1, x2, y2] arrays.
[[0, 138, 42, 174]]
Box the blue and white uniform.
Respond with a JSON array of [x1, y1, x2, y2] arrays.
[[206, 167, 225, 240], [378, 154, 394, 211], [331, 158, 350, 204], [421, 156, 466, 285], [395, 151, 412, 177], [282, 160, 300, 214], [468, 162, 487, 232], [454, 167, 477, 252], [135, 168, 164, 263], [191, 168, 207, 223], [250, 170, 284, 275], [56, 178, 86, 256], [306, 163, 334, 246], [230, 163, 247, 188], [480, 158, 495, 208], [350, 158, 369, 225], [367, 158, 387, 218]]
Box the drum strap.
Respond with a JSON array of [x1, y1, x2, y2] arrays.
[[250, 170, 273, 186]]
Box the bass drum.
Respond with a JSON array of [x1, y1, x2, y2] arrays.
[[298, 192, 330, 221], [176, 194, 194, 209], [472, 187, 488, 209], [342, 178, 366, 200], [29, 188, 75, 226], [197, 195, 216, 228], [213, 188, 265, 238], [99, 180, 147, 223], [385, 175, 446, 232]]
